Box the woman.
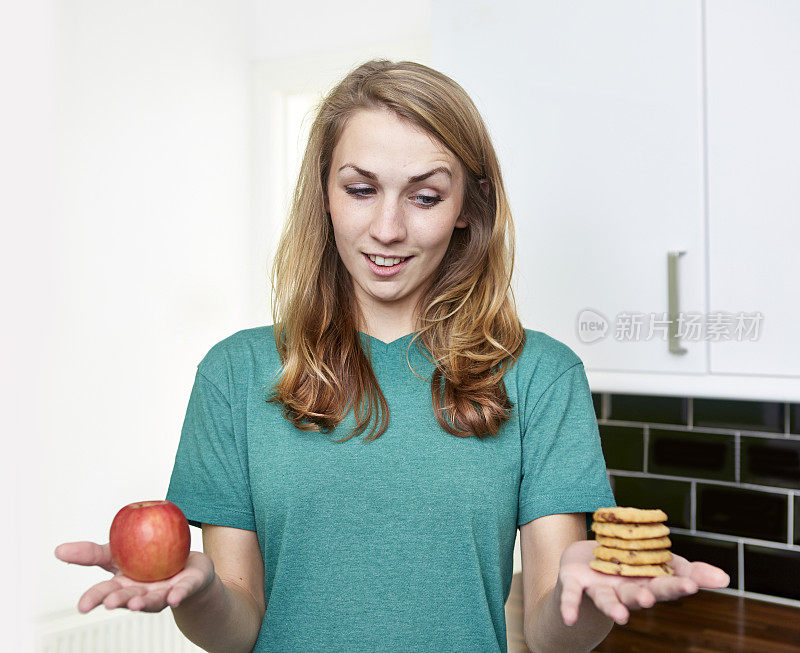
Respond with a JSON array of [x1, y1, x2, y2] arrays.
[[55, 59, 729, 652]]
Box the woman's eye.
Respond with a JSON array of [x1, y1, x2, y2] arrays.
[[345, 186, 375, 198], [413, 194, 443, 208], [345, 186, 442, 209]]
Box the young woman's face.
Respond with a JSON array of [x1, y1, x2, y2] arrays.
[[325, 107, 467, 329]]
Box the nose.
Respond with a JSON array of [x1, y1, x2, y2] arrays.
[[368, 196, 407, 245]]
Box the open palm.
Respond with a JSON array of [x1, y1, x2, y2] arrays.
[[558, 539, 731, 625], [55, 541, 215, 613]]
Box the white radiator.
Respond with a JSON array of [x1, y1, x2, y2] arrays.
[[36, 608, 204, 653]]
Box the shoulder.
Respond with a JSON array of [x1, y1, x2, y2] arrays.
[[199, 324, 275, 366], [196, 325, 280, 399], [513, 328, 583, 382], [509, 328, 585, 423]]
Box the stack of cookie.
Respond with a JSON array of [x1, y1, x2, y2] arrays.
[[589, 507, 674, 577]]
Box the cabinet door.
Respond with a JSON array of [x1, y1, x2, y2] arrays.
[[432, 0, 707, 373], [705, 0, 800, 378]]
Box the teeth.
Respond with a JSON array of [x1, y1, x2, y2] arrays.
[[368, 254, 407, 267]]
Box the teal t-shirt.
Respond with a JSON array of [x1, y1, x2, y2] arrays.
[[166, 325, 616, 652]]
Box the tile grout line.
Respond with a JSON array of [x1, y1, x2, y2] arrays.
[[599, 419, 800, 440], [669, 526, 800, 552], [602, 393, 611, 421], [688, 397, 694, 429], [690, 480, 696, 530], [643, 425, 649, 473], [738, 540, 744, 592], [786, 402, 791, 437], [789, 493, 794, 547], [734, 431, 740, 483], [712, 587, 800, 609], [608, 468, 794, 495]]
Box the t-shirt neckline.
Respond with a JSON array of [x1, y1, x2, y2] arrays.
[[358, 330, 419, 353]]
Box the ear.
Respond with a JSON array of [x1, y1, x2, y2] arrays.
[[455, 214, 468, 229]]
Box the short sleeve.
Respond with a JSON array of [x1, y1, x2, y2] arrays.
[[165, 366, 256, 531], [517, 362, 616, 528]]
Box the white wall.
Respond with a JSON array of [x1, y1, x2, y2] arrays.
[[36, 0, 252, 624], [27, 0, 435, 644], [249, 0, 430, 60], [1, 2, 58, 648]]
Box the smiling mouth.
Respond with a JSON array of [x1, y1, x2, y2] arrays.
[[365, 253, 412, 266], [362, 252, 414, 274]]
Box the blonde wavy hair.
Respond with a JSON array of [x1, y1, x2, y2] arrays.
[[267, 59, 526, 442]]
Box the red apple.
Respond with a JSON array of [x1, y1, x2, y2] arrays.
[[109, 500, 190, 582]]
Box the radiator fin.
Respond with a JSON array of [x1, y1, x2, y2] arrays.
[[36, 609, 204, 652]]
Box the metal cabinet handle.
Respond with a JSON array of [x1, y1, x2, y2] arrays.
[[667, 250, 688, 355]]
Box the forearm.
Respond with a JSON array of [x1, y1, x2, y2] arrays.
[[525, 579, 614, 653], [171, 573, 263, 653]]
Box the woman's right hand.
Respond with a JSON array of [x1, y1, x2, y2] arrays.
[[54, 541, 216, 613]]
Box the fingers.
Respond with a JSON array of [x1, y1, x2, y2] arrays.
[[647, 575, 699, 602], [586, 584, 630, 625], [689, 561, 731, 589], [55, 542, 116, 573], [64, 547, 212, 614], [166, 554, 217, 608], [79, 578, 179, 614], [574, 557, 726, 629], [55, 542, 101, 564], [78, 579, 124, 613], [166, 575, 204, 608], [617, 583, 656, 610], [559, 578, 585, 626], [668, 555, 730, 589], [102, 586, 147, 611], [129, 587, 170, 613], [584, 573, 705, 627]]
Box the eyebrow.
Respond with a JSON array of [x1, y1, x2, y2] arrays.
[[338, 163, 452, 183]]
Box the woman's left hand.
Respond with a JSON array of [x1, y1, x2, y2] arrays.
[[558, 539, 731, 626]]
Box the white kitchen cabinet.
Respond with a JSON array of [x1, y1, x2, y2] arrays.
[[431, 0, 708, 375], [705, 0, 800, 379], [431, 0, 800, 400]]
